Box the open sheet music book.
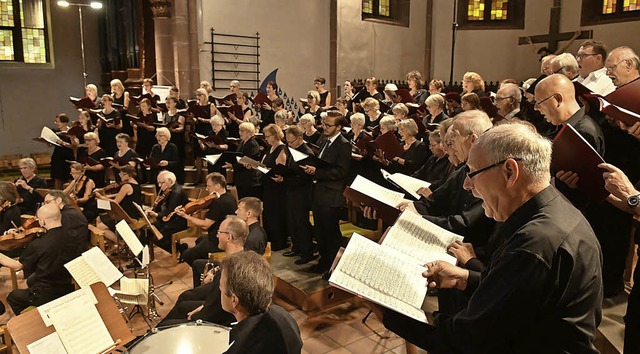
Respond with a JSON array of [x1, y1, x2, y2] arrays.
[[114, 277, 149, 305], [343, 175, 405, 224], [115, 220, 144, 256], [381, 169, 431, 200], [33, 126, 61, 147], [64, 247, 123, 289], [330, 211, 462, 323]]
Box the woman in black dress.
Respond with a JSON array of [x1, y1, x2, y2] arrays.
[[111, 79, 132, 136], [133, 98, 157, 160], [64, 163, 98, 223], [192, 88, 217, 179], [314, 77, 332, 109], [224, 122, 263, 199], [163, 96, 186, 183], [299, 114, 321, 146], [259, 124, 288, 251], [202, 115, 229, 174], [388, 119, 427, 176], [51, 113, 75, 189], [0, 182, 22, 236], [406, 70, 429, 105], [111, 133, 139, 183], [304, 91, 324, 124], [96, 94, 123, 156], [148, 127, 180, 182], [95, 165, 141, 252], [78, 132, 108, 188]]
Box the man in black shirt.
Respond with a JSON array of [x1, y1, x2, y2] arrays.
[[145, 171, 189, 253], [177, 173, 237, 277], [15, 158, 47, 215], [235, 197, 267, 254], [221, 251, 302, 354], [44, 190, 89, 263], [0, 204, 75, 315], [383, 122, 602, 353], [156, 215, 248, 328]]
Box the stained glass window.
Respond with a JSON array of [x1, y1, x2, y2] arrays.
[[623, 0, 638, 11], [601, 0, 638, 13], [379, 0, 390, 16], [0, 0, 48, 63], [602, 0, 617, 13], [469, 0, 510, 21], [362, 0, 373, 14]]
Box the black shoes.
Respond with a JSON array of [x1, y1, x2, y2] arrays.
[[283, 250, 300, 257], [176, 243, 188, 263], [295, 254, 318, 265]]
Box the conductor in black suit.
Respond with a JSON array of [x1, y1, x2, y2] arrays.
[[301, 111, 351, 278]]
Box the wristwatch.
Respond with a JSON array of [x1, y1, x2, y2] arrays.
[[627, 194, 640, 208]]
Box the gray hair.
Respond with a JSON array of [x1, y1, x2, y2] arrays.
[[552, 53, 579, 76], [379, 115, 397, 132], [307, 90, 320, 103], [221, 251, 274, 315], [46, 189, 72, 206], [18, 157, 37, 170], [350, 113, 365, 127], [239, 122, 255, 135], [211, 115, 225, 126], [426, 94, 446, 110], [499, 83, 522, 104], [610, 46, 640, 70], [299, 113, 315, 127], [474, 122, 552, 184], [453, 110, 493, 137], [157, 170, 176, 183], [397, 119, 419, 137], [225, 215, 249, 246], [156, 127, 170, 138], [274, 110, 288, 123], [391, 103, 409, 116]]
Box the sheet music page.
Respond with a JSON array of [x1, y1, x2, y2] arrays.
[[195, 133, 207, 140], [64, 256, 101, 289], [382, 211, 462, 265], [38, 288, 97, 327], [350, 175, 405, 207], [48, 293, 114, 354], [115, 220, 144, 256], [142, 245, 150, 268], [82, 247, 123, 287], [40, 127, 61, 146], [386, 171, 431, 200], [96, 198, 111, 210], [288, 147, 308, 162], [256, 166, 270, 175], [329, 233, 428, 323], [27, 332, 67, 354], [205, 154, 222, 166], [116, 277, 148, 305]]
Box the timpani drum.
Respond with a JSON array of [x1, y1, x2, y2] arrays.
[[125, 320, 230, 354]]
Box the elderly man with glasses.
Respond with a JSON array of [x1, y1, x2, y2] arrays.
[[383, 122, 603, 354]]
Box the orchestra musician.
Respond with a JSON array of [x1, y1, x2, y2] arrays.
[[0, 182, 21, 236], [156, 215, 248, 328], [44, 190, 89, 261], [0, 203, 75, 316], [223, 122, 263, 199], [63, 163, 98, 223], [145, 171, 189, 253], [15, 158, 46, 215], [148, 127, 180, 183], [177, 173, 237, 269], [51, 113, 75, 190], [94, 165, 142, 252], [301, 111, 351, 279], [77, 132, 108, 188], [96, 94, 123, 156]]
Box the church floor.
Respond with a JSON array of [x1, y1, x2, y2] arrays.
[[0, 244, 625, 353]]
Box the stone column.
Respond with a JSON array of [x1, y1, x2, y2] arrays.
[[149, 0, 174, 86], [188, 0, 200, 95], [172, 0, 192, 93]]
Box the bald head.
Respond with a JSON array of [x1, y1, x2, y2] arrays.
[[37, 203, 62, 230], [606, 46, 640, 87], [534, 74, 580, 126]]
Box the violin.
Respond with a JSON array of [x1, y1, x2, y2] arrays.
[[67, 175, 87, 200], [152, 187, 170, 210], [93, 180, 126, 197], [162, 191, 219, 222], [0, 217, 46, 252], [0, 200, 12, 214]]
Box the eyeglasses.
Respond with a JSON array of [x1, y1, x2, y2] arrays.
[[576, 53, 598, 60], [466, 158, 521, 179], [534, 94, 556, 107], [553, 66, 565, 74], [217, 230, 231, 235], [322, 122, 337, 127], [494, 96, 513, 102], [606, 60, 627, 73]]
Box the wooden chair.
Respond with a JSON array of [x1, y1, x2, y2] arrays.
[[140, 184, 157, 207], [0, 325, 12, 354], [89, 224, 106, 252]]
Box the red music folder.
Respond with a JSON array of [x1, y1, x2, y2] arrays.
[[582, 78, 640, 126], [551, 123, 609, 202], [252, 92, 272, 107], [395, 89, 415, 103], [69, 96, 97, 109], [371, 131, 404, 160]]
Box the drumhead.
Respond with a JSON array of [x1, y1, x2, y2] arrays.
[[127, 322, 230, 354]]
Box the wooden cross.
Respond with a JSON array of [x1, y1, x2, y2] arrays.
[[518, 0, 592, 53]]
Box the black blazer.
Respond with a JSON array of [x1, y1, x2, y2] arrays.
[[313, 134, 352, 208]]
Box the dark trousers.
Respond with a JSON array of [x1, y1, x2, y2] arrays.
[[191, 259, 209, 288], [156, 300, 204, 328], [263, 186, 288, 251], [625, 244, 640, 353], [182, 236, 220, 266], [286, 192, 313, 256], [236, 184, 262, 200], [312, 205, 343, 270], [7, 283, 75, 315]]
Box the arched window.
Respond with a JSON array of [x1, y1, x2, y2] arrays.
[[458, 0, 526, 29], [582, 0, 640, 25]]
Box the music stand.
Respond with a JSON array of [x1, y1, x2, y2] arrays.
[[7, 282, 135, 354]]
